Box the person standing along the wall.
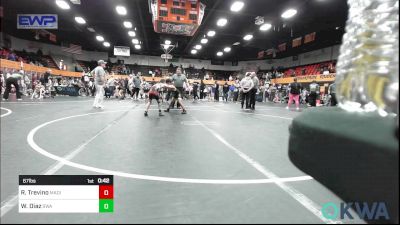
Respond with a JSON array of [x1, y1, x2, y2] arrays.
[[328, 82, 337, 106], [222, 82, 229, 102], [192, 82, 199, 102], [92, 60, 106, 109], [308, 80, 320, 107], [214, 81, 220, 102], [200, 80, 205, 100], [233, 80, 240, 102], [286, 78, 302, 111], [249, 72, 259, 110]]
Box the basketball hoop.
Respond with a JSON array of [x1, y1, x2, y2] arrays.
[[160, 43, 176, 63]]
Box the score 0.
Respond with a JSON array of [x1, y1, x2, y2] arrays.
[[99, 184, 114, 213]]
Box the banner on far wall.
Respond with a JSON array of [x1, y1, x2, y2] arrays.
[[304, 32, 316, 44], [292, 37, 302, 48], [278, 43, 287, 52], [271, 74, 336, 84]]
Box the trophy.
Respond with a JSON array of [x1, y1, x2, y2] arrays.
[[336, 0, 399, 117]]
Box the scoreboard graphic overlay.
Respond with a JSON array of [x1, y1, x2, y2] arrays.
[[19, 175, 114, 213]]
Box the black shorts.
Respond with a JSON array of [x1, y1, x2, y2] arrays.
[[172, 90, 182, 99], [149, 92, 160, 102], [176, 87, 185, 97]]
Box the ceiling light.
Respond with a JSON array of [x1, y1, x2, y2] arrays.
[[195, 45, 202, 50], [207, 30, 216, 37], [217, 18, 228, 27], [217, 52, 223, 56], [96, 35, 104, 42], [233, 42, 240, 46], [231, 1, 244, 12], [132, 39, 139, 44], [224, 47, 231, 52], [87, 27, 95, 32], [165, 40, 171, 45], [201, 38, 208, 44], [260, 23, 272, 31], [123, 21, 133, 28], [163, 45, 170, 50], [103, 42, 110, 47], [135, 45, 141, 50], [74, 17, 86, 24], [243, 34, 253, 41], [128, 31, 136, 37], [281, 9, 297, 19], [55, 0, 70, 9], [191, 49, 198, 54], [116, 6, 127, 15]]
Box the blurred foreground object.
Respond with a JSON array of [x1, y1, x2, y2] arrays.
[[336, 0, 399, 117]]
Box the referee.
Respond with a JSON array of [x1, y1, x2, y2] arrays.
[[2, 70, 23, 101], [169, 67, 188, 109]]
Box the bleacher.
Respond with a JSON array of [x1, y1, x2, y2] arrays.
[[40, 55, 58, 69], [76, 60, 96, 72], [0, 48, 59, 70]]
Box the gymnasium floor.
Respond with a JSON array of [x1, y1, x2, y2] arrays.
[[0, 97, 365, 224]]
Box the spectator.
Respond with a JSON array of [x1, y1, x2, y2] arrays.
[[249, 72, 259, 110], [8, 52, 16, 61], [222, 82, 229, 102], [214, 81, 220, 102], [328, 82, 337, 106], [308, 80, 320, 107], [286, 78, 302, 111], [200, 80, 205, 100], [37, 49, 43, 57]]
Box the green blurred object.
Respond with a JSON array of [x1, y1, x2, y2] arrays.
[[288, 107, 398, 224]]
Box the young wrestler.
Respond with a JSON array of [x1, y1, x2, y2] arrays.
[[164, 78, 187, 114], [144, 79, 169, 117], [31, 80, 45, 99]]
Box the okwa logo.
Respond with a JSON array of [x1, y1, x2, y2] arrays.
[[321, 202, 390, 221]]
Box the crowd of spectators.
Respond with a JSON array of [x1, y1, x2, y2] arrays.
[[282, 61, 336, 77], [1, 47, 337, 106]]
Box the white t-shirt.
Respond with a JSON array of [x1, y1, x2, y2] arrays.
[[240, 77, 254, 90]]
